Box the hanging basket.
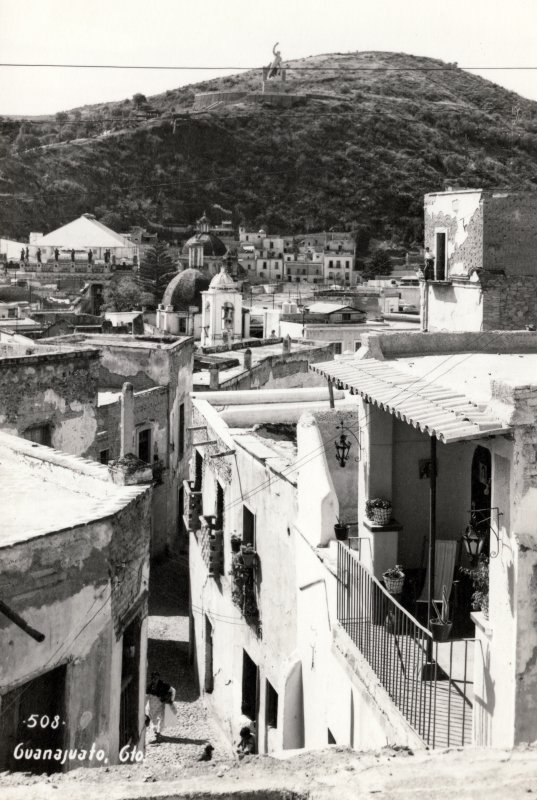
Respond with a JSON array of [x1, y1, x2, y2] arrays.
[[372, 506, 392, 526], [383, 572, 405, 594]]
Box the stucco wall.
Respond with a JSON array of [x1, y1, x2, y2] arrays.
[[426, 282, 484, 332], [0, 350, 99, 457], [424, 191, 484, 278], [95, 338, 194, 555], [189, 401, 300, 753], [0, 480, 151, 769]]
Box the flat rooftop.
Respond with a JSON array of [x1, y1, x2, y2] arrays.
[[393, 352, 537, 405], [0, 433, 147, 547], [193, 339, 330, 386]]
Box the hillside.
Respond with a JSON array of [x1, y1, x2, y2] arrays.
[[2, 51, 537, 246]]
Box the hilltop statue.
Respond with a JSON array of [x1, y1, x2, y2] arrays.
[[267, 43, 283, 79]]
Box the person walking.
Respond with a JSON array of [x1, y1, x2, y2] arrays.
[[36, 248, 42, 264], [145, 671, 178, 742], [71, 248, 75, 262], [55, 248, 60, 262], [20, 248, 25, 263], [88, 249, 93, 264]]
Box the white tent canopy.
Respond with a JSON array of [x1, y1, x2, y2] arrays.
[[36, 214, 136, 254]]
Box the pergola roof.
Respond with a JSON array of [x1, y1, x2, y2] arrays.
[[310, 357, 512, 443]]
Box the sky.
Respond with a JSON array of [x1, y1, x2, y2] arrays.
[[1, 0, 537, 115]]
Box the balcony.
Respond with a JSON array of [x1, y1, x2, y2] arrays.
[[337, 543, 474, 748], [198, 514, 223, 577], [183, 480, 202, 532]]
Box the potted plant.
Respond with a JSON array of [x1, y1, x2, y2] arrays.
[[230, 534, 242, 554], [382, 564, 405, 595], [334, 516, 349, 541], [460, 554, 489, 619], [430, 586, 453, 642], [241, 543, 256, 568], [366, 498, 392, 526]]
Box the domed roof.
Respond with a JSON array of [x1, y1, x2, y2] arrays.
[[209, 265, 237, 291], [162, 268, 211, 311], [182, 232, 227, 257]]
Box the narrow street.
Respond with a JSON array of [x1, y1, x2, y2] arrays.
[[144, 554, 233, 769]]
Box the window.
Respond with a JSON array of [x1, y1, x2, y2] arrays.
[[178, 402, 185, 459], [99, 449, 110, 464], [7, 308, 16, 318], [243, 505, 256, 547], [266, 680, 278, 728], [345, 261, 350, 269], [329, 260, 333, 268], [137, 427, 151, 464], [23, 424, 51, 447], [178, 317, 187, 333], [194, 451, 203, 491], [216, 481, 225, 529], [355, 341, 361, 352], [342, 313, 351, 321], [333, 342, 343, 355], [242, 650, 258, 720], [263, 261, 267, 268]]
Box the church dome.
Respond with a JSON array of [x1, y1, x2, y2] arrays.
[[209, 265, 236, 291], [182, 232, 227, 257], [161, 268, 211, 311]]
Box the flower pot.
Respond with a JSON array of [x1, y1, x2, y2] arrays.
[[334, 523, 349, 541], [372, 506, 392, 526], [383, 573, 404, 594], [429, 620, 453, 642], [241, 546, 256, 568]]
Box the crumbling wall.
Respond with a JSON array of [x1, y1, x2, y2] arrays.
[[0, 487, 151, 769], [0, 350, 99, 457]]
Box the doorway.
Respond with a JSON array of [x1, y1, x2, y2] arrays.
[[471, 446, 492, 547], [119, 615, 142, 750], [204, 616, 214, 693], [435, 232, 447, 280], [0, 665, 66, 772]]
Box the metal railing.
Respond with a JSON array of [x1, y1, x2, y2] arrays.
[[337, 542, 474, 748]]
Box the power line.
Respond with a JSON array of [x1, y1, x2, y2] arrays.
[[1, 63, 537, 71]]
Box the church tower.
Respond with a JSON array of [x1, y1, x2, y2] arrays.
[[201, 264, 244, 347]]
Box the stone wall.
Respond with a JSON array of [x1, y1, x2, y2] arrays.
[[483, 194, 537, 276], [0, 349, 100, 457], [481, 275, 537, 330]]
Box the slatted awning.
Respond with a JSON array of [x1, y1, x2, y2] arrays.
[[310, 357, 512, 443]]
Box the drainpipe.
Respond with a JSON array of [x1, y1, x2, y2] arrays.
[[427, 435, 437, 662]]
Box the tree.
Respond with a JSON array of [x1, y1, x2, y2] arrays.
[[132, 93, 147, 109], [101, 278, 154, 312], [55, 111, 69, 128], [363, 248, 393, 278], [139, 241, 176, 303]]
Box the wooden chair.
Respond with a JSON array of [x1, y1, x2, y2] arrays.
[[415, 539, 459, 617]]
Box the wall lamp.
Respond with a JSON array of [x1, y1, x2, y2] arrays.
[[462, 507, 502, 563]]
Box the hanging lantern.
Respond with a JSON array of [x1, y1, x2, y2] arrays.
[[335, 433, 351, 467], [462, 523, 485, 563]]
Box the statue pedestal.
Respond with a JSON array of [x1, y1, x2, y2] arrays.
[[262, 80, 287, 94]]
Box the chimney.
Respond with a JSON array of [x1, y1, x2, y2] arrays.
[[120, 382, 135, 457], [244, 348, 252, 370], [209, 364, 220, 390], [282, 335, 291, 354]]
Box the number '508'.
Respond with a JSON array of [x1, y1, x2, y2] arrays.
[[26, 715, 61, 729]]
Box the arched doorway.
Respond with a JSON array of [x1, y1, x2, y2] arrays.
[[471, 445, 492, 550]]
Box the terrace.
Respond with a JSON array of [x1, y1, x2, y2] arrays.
[[308, 344, 534, 748]]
